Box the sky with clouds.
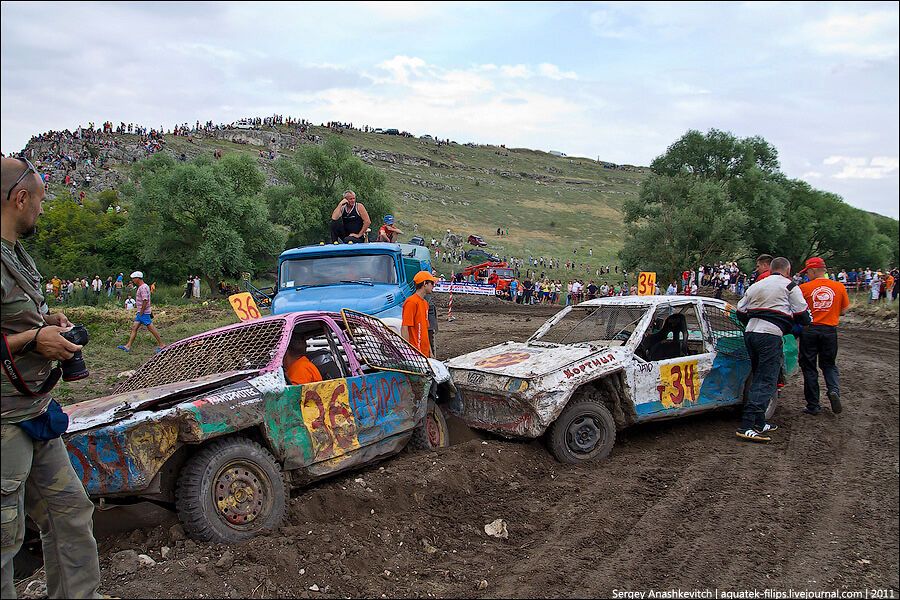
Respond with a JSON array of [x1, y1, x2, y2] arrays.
[[2, 1, 897, 218]]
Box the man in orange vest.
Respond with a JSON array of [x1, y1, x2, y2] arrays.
[[798, 257, 850, 415], [402, 271, 437, 357], [282, 334, 323, 385]]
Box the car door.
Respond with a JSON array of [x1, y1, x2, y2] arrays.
[[629, 301, 717, 420], [273, 314, 426, 472], [339, 310, 431, 450], [695, 301, 752, 408]]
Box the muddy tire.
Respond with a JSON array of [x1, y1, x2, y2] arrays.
[[175, 437, 287, 544], [410, 399, 450, 450], [547, 397, 616, 464]]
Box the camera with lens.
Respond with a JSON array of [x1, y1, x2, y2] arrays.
[[60, 324, 89, 381]]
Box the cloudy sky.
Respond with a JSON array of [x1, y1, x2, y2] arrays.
[[2, 1, 898, 217]]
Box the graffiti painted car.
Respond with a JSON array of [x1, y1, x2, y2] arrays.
[[446, 296, 798, 464], [63, 310, 455, 543]]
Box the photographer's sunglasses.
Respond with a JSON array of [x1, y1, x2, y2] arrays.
[[6, 157, 40, 202]]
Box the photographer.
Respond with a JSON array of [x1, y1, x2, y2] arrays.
[[1, 157, 101, 599]]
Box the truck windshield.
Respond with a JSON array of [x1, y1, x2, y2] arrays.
[[280, 255, 398, 288], [532, 305, 647, 346], [492, 269, 515, 279]]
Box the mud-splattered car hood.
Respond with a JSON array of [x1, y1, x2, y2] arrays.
[[64, 370, 258, 434], [445, 341, 609, 379]]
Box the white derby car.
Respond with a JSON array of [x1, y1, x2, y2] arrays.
[[446, 296, 798, 463]]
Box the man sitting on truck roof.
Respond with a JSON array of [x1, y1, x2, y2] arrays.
[[283, 334, 323, 385], [377, 214, 403, 243], [330, 190, 371, 244]]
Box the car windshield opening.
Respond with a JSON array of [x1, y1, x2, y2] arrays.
[[534, 306, 647, 346], [280, 255, 397, 288]]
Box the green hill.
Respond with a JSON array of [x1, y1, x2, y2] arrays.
[[28, 123, 648, 281], [163, 125, 648, 279]]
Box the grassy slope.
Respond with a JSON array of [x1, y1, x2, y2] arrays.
[[53, 303, 238, 405], [164, 126, 649, 282]]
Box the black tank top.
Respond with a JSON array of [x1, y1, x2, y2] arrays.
[[341, 202, 363, 233]]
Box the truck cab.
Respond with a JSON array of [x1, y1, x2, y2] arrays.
[[272, 242, 431, 333]]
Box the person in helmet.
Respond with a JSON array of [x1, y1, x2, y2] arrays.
[[377, 214, 403, 243]]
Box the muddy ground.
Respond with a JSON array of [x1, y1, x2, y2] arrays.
[[16, 296, 900, 598]]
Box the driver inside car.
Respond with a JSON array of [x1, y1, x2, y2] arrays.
[[283, 335, 323, 385]]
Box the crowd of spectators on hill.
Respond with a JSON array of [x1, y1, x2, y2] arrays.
[[446, 252, 898, 307]]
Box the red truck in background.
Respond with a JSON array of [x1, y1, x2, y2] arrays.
[[462, 261, 517, 294]]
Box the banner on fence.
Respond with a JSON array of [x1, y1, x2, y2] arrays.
[[434, 282, 497, 296]]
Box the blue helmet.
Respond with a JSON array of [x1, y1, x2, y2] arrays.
[[384, 214, 394, 225]]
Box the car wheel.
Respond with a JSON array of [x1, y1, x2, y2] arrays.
[[547, 397, 616, 464], [176, 437, 287, 543], [410, 399, 450, 450]]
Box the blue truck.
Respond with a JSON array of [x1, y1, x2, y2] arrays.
[[271, 242, 432, 333]]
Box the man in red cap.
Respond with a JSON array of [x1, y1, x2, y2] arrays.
[[798, 257, 850, 415], [402, 271, 437, 357]]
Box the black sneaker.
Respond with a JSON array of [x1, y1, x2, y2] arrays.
[[827, 390, 842, 414], [759, 423, 778, 433], [803, 406, 822, 415]]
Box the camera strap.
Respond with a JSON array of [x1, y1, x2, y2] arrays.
[[1, 243, 60, 397], [0, 241, 46, 312], [1, 332, 61, 397]]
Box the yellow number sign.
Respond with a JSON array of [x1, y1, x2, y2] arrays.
[[638, 272, 657, 296], [228, 292, 262, 322], [657, 360, 700, 409]]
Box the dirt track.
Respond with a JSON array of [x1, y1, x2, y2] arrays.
[[17, 297, 900, 598]]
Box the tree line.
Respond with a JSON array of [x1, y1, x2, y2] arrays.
[[619, 129, 898, 282], [27, 130, 897, 292], [29, 137, 392, 292]]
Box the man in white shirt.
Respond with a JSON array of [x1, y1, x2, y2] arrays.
[[735, 257, 811, 443]]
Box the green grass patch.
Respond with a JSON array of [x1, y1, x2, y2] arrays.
[[56, 303, 238, 404]]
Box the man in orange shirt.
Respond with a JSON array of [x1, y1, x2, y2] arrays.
[[402, 271, 436, 357], [283, 335, 323, 385], [798, 257, 850, 416]]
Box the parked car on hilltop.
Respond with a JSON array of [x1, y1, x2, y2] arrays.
[[468, 234, 488, 247], [409, 236, 426, 247], [63, 310, 455, 543], [446, 295, 798, 464]]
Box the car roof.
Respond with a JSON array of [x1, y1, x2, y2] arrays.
[[575, 295, 727, 308], [279, 242, 401, 259]]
